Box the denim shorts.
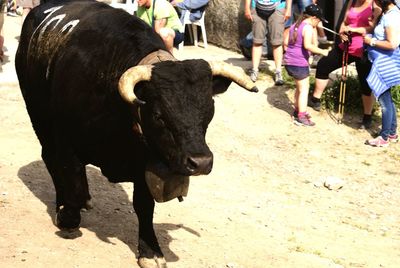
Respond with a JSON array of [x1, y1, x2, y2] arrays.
[[285, 65, 310, 80]]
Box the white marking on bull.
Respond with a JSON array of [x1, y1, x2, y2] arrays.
[[61, 20, 80, 34], [31, 6, 64, 42], [39, 14, 66, 40]]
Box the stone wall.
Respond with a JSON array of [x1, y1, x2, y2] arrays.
[[205, 0, 249, 52], [203, 0, 338, 51]]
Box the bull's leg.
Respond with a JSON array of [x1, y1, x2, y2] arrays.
[[42, 145, 92, 211], [41, 140, 91, 230], [55, 154, 90, 230], [133, 178, 166, 268]]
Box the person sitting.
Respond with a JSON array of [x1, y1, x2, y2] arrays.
[[136, 0, 184, 54], [308, 0, 381, 129], [170, 0, 209, 23]]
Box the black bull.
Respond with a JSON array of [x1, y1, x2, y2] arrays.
[[15, 0, 258, 267]]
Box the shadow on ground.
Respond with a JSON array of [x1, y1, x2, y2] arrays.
[[17, 160, 200, 263]]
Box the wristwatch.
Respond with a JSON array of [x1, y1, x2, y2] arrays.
[[371, 38, 377, 47]]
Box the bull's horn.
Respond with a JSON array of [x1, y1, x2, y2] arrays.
[[208, 61, 259, 93], [119, 65, 153, 103]]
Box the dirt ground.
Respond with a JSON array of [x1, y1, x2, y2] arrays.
[[1, 14, 399, 268]]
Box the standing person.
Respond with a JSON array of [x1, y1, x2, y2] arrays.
[[284, 4, 330, 126], [364, 0, 400, 147], [244, 0, 292, 85], [308, 0, 381, 129], [17, 0, 39, 22], [136, 0, 184, 54], [0, 0, 5, 62]]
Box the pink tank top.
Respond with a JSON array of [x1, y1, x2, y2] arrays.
[[339, 3, 373, 58]]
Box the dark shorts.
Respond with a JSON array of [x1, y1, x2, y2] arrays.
[[173, 30, 184, 47], [285, 65, 310, 80]]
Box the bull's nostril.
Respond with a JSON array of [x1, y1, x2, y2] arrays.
[[186, 155, 213, 175], [187, 157, 198, 171]]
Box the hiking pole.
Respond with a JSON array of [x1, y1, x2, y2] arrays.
[[319, 26, 340, 36], [338, 40, 350, 124]]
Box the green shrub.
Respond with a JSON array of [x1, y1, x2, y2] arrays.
[[318, 74, 363, 113], [319, 75, 400, 113]]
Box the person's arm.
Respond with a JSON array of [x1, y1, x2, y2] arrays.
[[244, 0, 252, 21], [284, 0, 292, 22], [283, 25, 290, 51], [339, 0, 352, 33], [338, 0, 353, 43], [154, 18, 167, 34], [364, 24, 400, 50], [303, 24, 329, 56]]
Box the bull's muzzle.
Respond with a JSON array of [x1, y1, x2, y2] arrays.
[[185, 154, 213, 175]]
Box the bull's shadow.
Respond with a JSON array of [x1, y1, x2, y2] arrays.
[[18, 160, 199, 263]]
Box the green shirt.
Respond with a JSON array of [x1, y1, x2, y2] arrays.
[[137, 0, 183, 32]]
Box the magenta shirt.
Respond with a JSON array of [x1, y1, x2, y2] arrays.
[[339, 4, 373, 58], [284, 21, 310, 67]]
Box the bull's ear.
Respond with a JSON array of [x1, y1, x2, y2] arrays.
[[212, 75, 232, 95]]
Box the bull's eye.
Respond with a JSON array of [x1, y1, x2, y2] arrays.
[[153, 112, 165, 126]]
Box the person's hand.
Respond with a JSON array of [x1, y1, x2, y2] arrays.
[[339, 24, 350, 35], [321, 49, 330, 57], [340, 33, 350, 43], [364, 34, 372, 46], [244, 8, 252, 21]]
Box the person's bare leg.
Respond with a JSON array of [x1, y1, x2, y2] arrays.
[[273, 45, 284, 85], [297, 76, 310, 113], [313, 78, 329, 98], [362, 94, 374, 115], [273, 45, 283, 73], [249, 43, 262, 81], [252, 43, 263, 71]]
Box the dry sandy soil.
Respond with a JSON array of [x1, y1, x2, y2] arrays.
[[1, 15, 399, 268]]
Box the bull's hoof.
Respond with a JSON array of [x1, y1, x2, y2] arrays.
[[55, 207, 81, 231], [81, 199, 94, 212], [138, 256, 167, 268]]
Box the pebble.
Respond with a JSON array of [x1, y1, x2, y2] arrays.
[[324, 176, 345, 190]]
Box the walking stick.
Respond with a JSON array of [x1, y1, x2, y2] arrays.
[[338, 42, 349, 123], [337, 32, 352, 124]]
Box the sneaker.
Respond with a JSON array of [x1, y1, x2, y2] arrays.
[[307, 95, 321, 111], [294, 115, 315, 126], [365, 136, 389, 147], [388, 134, 398, 143], [249, 69, 258, 82], [275, 71, 284, 86], [293, 110, 311, 119]]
